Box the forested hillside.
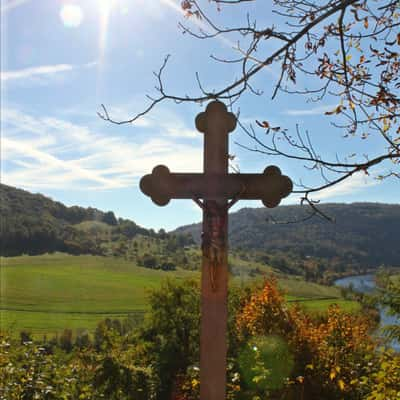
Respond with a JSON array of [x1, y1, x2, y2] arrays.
[[2, 184, 399, 279], [175, 203, 400, 277], [0, 184, 183, 257]]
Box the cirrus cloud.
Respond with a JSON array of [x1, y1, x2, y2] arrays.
[[1, 106, 203, 191], [1, 62, 97, 83]]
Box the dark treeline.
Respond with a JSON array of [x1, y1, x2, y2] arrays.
[[3, 184, 400, 280], [175, 203, 400, 277], [0, 184, 193, 257]]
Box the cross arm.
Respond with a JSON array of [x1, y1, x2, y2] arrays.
[[140, 165, 292, 207]]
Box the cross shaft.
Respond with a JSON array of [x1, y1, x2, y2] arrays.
[[139, 101, 292, 400]]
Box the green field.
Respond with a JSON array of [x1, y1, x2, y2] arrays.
[[0, 253, 360, 336], [0, 253, 197, 335]]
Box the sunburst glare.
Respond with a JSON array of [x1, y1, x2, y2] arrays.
[[95, 0, 118, 97], [98, 0, 117, 62], [60, 4, 84, 28]]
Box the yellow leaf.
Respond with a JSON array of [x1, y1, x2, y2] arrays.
[[338, 379, 345, 390], [383, 122, 390, 132], [330, 370, 336, 380], [192, 378, 199, 387], [325, 105, 344, 115]]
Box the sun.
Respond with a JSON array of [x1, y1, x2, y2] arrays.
[[59, 1, 117, 29], [60, 4, 84, 28]]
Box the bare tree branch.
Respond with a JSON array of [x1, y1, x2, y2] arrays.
[[100, 0, 400, 218]]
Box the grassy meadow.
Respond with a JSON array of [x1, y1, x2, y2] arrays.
[[0, 253, 359, 336], [0, 253, 197, 335]]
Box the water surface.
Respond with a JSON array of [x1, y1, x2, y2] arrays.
[[335, 274, 399, 351]]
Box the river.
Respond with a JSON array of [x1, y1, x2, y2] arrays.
[[334, 274, 399, 351]]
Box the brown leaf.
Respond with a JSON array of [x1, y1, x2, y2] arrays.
[[181, 0, 191, 11], [325, 105, 345, 115], [256, 120, 269, 129]]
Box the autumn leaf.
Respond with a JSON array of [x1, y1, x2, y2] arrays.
[[329, 369, 336, 380], [325, 105, 345, 115], [383, 122, 390, 132], [181, 0, 191, 11], [191, 378, 199, 387], [256, 120, 270, 129]]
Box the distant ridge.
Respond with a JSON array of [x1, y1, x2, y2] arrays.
[[2, 183, 399, 276], [174, 202, 400, 272], [0, 183, 153, 256]]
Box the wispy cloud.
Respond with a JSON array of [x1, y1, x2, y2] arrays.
[[3, 138, 117, 187], [162, 118, 198, 138], [91, 103, 200, 139], [1, 62, 96, 82], [1, 107, 203, 190], [283, 104, 336, 116], [312, 172, 378, 201], [0, 0, 30, 13]]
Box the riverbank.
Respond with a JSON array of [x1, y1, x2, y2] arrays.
[[335, 274, 399, 351]]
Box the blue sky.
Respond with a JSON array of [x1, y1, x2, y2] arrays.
[[1, 0, 399, 230]]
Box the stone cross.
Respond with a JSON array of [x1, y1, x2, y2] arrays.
[[140, 101, 292, 400]]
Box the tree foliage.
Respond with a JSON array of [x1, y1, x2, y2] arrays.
[[378, 274, 400, 341], [233, 278, 398, 399], [138, 279, 201, 398], [0, 183, 193, 259], [177, 203, 400, 280], [1, 278, 400, 399]]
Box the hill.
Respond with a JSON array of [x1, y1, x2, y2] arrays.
[[2, 184, 399, 280], [174, 203, 400, 280], [0, 183, 192, 258]]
